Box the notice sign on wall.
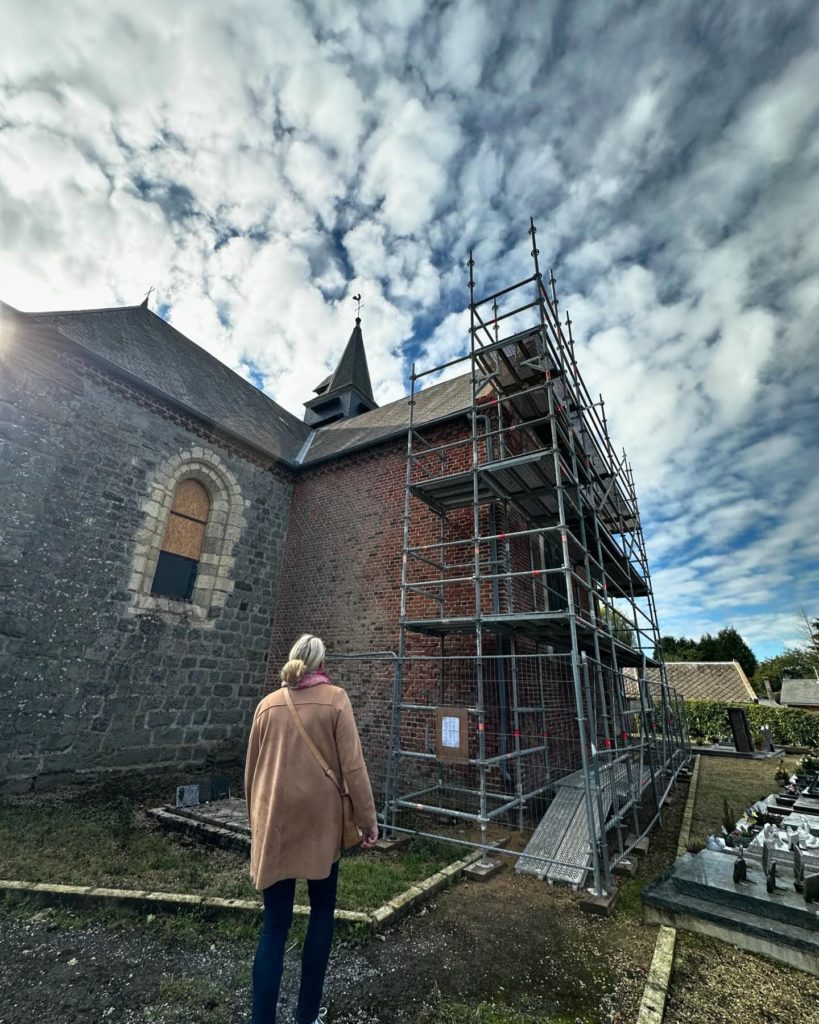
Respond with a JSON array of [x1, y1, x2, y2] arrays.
[[436, 706, 469, 763]]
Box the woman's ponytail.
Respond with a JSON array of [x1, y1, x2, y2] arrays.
[[281, 658, 307, 686]]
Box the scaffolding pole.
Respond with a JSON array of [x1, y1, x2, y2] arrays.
[[384, 224, 690, 889]]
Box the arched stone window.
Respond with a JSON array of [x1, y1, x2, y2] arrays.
[[151, 479, 210, 601], [129, 448, 245, 623]]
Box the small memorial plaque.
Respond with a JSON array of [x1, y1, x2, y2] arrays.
[[733, 857, 747, 884], [176, 783, 200, 808], [197, 779, 213, 803], [210, 776, 231, 801]]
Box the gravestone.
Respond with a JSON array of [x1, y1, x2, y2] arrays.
[[727, 707, 754, 754], [176, 783, 200, 808], [766, 861, 777, 894], [804, 873, 819, 904], [733, 856, 747, 884], [174, 777, 230, 808], [759, 725, 773, 752], [210, 776, 230, 801], [793, 846, 805, 892]]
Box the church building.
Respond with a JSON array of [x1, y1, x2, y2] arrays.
[[0, 297, 470, 793]]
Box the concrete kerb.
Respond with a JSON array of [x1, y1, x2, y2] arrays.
[[635, 754, 701, 1024], [0, 851, 481, 933]]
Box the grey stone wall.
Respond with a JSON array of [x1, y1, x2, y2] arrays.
[[0, 325, 292, 792]]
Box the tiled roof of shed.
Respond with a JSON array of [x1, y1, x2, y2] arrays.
[[300, 374, 473, 464], [13, 303, 311, 463], [779, 678, 819, 706], [625, 662, 757, 703]]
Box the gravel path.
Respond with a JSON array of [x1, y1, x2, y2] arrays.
[[0, 905, 381, 1024]]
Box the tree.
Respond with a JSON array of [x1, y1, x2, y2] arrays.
[[798, 608, 819, 659], [752, 647, 819, 696], [657, 635, 701, 661], [698, 627, 757, 679], [600, 604, 635, 648], [656, 626, 757, 679]]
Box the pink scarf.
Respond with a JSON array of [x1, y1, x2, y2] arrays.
[[290, 670, 332, 690]]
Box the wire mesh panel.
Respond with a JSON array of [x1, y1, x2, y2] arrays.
[[385, 226, 691, 892]]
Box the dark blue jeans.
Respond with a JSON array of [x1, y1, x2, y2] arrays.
[[251, 860, 339, 1024]]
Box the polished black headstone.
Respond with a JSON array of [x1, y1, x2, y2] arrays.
[[766, 861, 777, 894], [805, 872, 819, 904], [727, 707, 754, 753], [733, 857, 747, 884]]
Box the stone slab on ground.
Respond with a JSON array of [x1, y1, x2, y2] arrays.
[[578, 887, 619, 917], [168, 797, 251, 834], [463, 858, 506, 882], [642, 850, 819, 976]]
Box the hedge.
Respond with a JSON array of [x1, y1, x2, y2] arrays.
[[685, 699, 819, 748]]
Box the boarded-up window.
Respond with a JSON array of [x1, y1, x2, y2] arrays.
[[151, 480, 210, 601]]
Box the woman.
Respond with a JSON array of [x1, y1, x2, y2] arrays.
[[245, 634, 379, 1024]]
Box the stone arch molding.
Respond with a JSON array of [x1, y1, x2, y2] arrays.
[[129, 447, 245, 624]]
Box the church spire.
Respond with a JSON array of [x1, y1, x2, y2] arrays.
[[303, 304, 378, 427]]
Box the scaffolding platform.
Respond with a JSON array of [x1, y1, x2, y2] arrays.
[[402, 613, 655, 669], [409, 450, 648, 597]]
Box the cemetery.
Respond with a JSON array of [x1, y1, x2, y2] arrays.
[[642, 754, 819, 975]]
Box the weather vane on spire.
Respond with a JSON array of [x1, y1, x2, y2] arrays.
[[352, 293, 363, 321]]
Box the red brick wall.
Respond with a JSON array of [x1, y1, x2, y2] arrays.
[[267, 413, 583, 806]]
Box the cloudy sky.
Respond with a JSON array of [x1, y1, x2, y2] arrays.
[[2, 1, 818, 657]]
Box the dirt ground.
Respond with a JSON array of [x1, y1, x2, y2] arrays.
[[0, 867, 656, 1024], [4, 761, 816, 1023], [0, 777, 687, 1024]]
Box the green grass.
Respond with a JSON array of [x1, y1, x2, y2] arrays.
[[688, 754, 800, 842], [617, 787, 686, 918], [0, 779, 462, 915], [145, 974, 235, 1023]]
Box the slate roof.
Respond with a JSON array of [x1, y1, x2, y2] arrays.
[[779, 678, 819, 707], [6, 301, 474, 469], [625, 661, 757, 703], [300, 373, 473, 464], [8, 302, 311, 463], [321, 319, 374, 403]]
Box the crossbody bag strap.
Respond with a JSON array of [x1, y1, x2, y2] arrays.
[[282, 686, 348, 796]]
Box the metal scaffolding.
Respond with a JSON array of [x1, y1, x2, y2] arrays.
[[383, 223, 691, 894]]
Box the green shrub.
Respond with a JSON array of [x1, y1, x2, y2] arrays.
[[685, 700, 819, 748]]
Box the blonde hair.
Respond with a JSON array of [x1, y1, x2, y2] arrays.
[[281, 634, 326, 686]]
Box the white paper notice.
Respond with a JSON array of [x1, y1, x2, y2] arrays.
[[441, 716, 460, 748]]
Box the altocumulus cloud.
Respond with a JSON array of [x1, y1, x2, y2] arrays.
[[1, 0, 817, 655]]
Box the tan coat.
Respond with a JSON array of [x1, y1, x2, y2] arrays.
[[244, 683, 377, 890]]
